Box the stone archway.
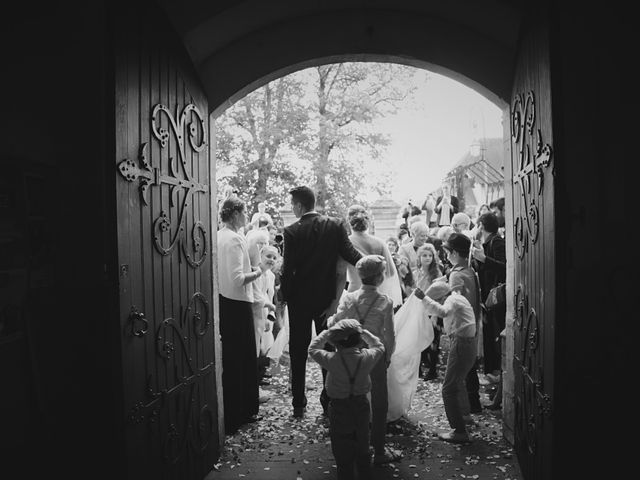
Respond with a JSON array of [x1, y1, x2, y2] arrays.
[[206, 50, 514, 439]]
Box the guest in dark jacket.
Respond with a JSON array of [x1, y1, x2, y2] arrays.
[[281, 186, 362, 417], [472, 212, 506, 378]]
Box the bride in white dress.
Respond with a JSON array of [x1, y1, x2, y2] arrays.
[[335, 205, 436, 421], [341, 205, 403, 307]]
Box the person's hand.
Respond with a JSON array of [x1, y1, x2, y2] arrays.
[[398, 263, 409, 277], [321, 297, 341, 319], [414, 288, 425, 300], [472, 247, 486, 262]]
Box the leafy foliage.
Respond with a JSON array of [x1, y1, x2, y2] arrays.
[[215, 62, 422, 222]]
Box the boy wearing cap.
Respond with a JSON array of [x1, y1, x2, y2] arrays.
[[442, 232, 483, 414], [309, 319, 384, 480], [415, 281, 477, 443], [328, 254, 397, 465]]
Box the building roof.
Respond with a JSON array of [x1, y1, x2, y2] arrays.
[[447, 137, 505, 186]]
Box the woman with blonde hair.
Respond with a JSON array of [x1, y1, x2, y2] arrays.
[[413, 243, 443, 290], [413, 243, 445, 381], [217, 196, 265, 433], [341, 204, 403, 308]]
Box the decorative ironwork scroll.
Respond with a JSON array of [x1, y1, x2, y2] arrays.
[[118, 103, 208, 267], [183, 292, 211, 338], [514, 283, 553, 458], [126, 291, 214, 464], [127, 305, 149, 337], [126, 363, 215, 463], [511, 91, 553, 259]]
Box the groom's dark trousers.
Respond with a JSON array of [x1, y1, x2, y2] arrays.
[[282, 213, 362, 412], [287, 302, 333, 411]]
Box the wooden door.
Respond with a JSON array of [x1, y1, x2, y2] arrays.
[[507, 13, 556, 480], [114, 4, 218, 479]]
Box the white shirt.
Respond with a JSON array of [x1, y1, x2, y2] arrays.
[[217, 227, 254, 302], [252, 269, 275, 319], [328, 285, 395, 363], [421, 292, 476, 337], [439, 203, 451, 225]]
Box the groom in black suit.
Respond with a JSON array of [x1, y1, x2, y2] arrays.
[[281, 186, 363, 417]]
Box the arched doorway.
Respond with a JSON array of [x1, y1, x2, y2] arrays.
[[3, 1, 634, 479], [171, 3, 550, 479]]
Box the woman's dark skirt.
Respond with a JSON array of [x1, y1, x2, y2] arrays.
[[219, 295, 259, 434]]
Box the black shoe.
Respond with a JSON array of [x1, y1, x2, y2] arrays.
[[424, 370, 438, 381], [469, 404, 482, 414], [293, 407, 305, 418], [386, 421, 404, 434], [245, 414, 263, 423]]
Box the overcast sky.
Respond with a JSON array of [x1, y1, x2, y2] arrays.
[[372, 71, 504, 205]]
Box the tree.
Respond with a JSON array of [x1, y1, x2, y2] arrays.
[[215, 75, 307, 217], [300, 63, 417, 215], [215, 62, 423, 220]]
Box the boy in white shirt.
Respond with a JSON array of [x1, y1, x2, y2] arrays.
[[415, 281, 476, 444]]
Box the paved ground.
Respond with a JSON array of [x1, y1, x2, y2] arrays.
[[207, 344, 523, 480]]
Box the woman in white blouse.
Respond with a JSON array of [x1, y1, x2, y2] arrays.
[[217, 196, 265, 434]]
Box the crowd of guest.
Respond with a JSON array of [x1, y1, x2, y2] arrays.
[[390, 190, 507, 414], [216, 183, 507, 473]]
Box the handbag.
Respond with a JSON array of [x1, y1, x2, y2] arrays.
[[485, 282, 506, 310]]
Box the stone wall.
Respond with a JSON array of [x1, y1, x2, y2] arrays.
[[369, 197, 402, 241]]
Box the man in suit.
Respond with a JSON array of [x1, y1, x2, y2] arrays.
[[435, 184, 460, 227], [281, 186, 363, 417]]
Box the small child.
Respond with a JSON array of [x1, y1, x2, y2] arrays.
[[308, 319, 384, 480], [413, 243, 444, 381], [252, 244, 278, 386], [328, 254, 397, 465], [415, 281, 477, 444]]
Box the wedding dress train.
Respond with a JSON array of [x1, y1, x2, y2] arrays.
[[386, 292, 435, 421]]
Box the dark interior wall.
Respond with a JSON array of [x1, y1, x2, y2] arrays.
[[551, 4, 632, 478], [196, 8, 515, 115], [0, 3, 121, 478]]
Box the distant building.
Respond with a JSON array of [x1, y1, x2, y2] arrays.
[[443, 137, 505, 217], [369, 196, 402, 240]]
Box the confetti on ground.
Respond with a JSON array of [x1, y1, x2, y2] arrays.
[[210, 351, 523, 479]]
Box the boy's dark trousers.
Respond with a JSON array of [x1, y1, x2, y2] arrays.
[[465, 361, 482, 413], [369, 358, 388, 456], [329, 395, 372, 480]]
